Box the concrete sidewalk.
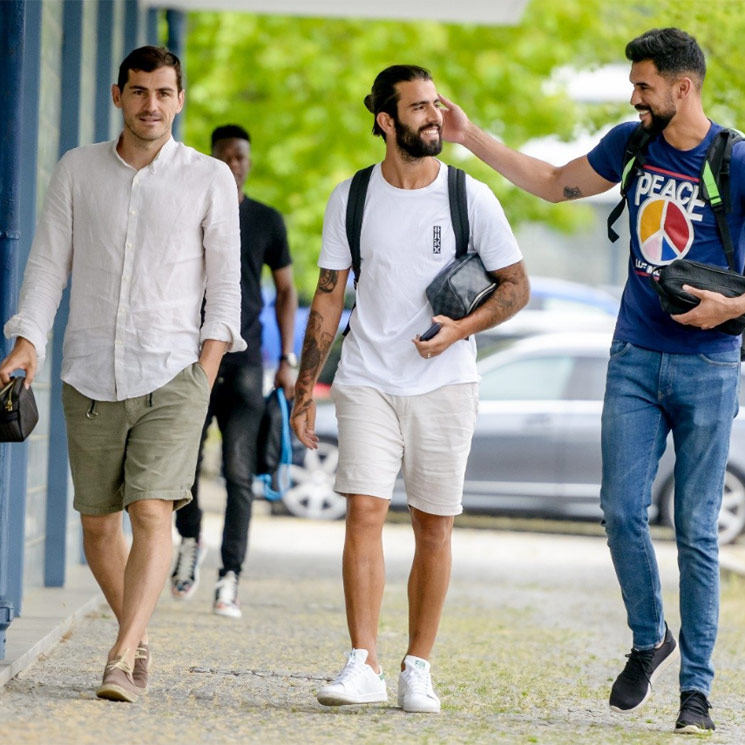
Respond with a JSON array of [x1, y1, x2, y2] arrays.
[[1, 494, 744, 745]]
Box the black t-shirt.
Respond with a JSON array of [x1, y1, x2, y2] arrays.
[[222, 195, 291, 367]]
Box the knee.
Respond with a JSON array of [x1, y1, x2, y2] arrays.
[[81, 513, 122, 544], [346, 496, 387, 535], [411, 510, 453, 551], [128, 499, 173, 534]]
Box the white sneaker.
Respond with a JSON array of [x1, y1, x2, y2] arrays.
[[397, 655, 441, 713], [213, 570, 242, 618], [316, 649, 387, 706], [170, 536, 207, 600]]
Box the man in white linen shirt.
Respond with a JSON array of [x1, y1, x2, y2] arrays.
[[291, 65, 529, 713], [0, 46, 244, 703]]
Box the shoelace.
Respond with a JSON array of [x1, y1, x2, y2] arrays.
[[174, 539, 200, 583], [405, 666, 433, 696], [134, 645, 148, 662], [619, 648, 655, 684], [333, 653, 368, 685], [680, 691, 711, 718], [106, 652, 133, 674], [216, 572, 239, 604]]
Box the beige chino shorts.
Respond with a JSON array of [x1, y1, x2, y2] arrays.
[[330, 382, 479, 516], [62, 362, 211, 515]]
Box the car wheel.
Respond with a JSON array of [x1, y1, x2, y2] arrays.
[[282, 438, 346, 520], [659, 467, 745, 545]]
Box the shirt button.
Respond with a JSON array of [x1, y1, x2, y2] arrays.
[[126, 242, 132, 249], [130, 209, 136, 216]]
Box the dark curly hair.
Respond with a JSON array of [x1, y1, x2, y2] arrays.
[[626, 28, 706, 87]]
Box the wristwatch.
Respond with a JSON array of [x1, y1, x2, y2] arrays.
[[279, 353, 298, 368]]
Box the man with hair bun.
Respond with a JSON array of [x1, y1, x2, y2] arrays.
[[440, 27, 745, 733], [292, 64, 528, 713]]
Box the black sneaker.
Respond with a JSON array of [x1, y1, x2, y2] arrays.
[[675, 691, 715, 734], [609, 623, 679, 713]]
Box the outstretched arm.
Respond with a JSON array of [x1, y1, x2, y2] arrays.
[[439, 94, 615, 203], [290, 268, 348, 449]]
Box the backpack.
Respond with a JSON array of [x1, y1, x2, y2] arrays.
[[255, 387, 292, 502], [607, 124, 743, 272], [345, 164, 469, 281]]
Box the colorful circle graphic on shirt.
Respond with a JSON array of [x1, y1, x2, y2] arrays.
[[636, 197, 694, 265]]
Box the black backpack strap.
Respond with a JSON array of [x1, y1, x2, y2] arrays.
[[607, 125, 652, 242], [345, 165, 375, 287], [447, 165, 470, 257], [701, 128, 742, 271]]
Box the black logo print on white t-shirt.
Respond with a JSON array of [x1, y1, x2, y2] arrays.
[[433, 225, 441, 254]]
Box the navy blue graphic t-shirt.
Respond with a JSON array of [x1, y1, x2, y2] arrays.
[[588, 120, 745, 353]]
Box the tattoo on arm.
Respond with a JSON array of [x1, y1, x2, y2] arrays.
[[478, 262, 530, 329], [318, 269, 339, 294], [294, 310, 335, 402], [563, 185, 583, 200]]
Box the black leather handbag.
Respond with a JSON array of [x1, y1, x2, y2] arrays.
[[0, 376, 39, 442], [652, 259, 745, 335], [426, 252, 497, 320]]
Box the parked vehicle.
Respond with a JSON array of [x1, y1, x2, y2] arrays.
[[282, 332, 745, 545]]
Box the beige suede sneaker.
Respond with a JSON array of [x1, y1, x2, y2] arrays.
[[133, 643, 151, 692], [95, 653, 139, 703]]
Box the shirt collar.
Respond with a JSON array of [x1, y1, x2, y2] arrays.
[[110, 134, 178, 173]]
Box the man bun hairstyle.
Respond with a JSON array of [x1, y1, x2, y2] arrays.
[[625, 28, 706, 87], [211, 124, 251, 149], [365, 64, 433, 139], [117, 45, 183, 91]]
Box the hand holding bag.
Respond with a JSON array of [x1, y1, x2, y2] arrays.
[[652, 260, 745, 336], [0, 376, 39, 442]]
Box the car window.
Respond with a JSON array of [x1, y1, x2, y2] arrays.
[[479, 355, 574, 401], [565, 356, 608, 401]]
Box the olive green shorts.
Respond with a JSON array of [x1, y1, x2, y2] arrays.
[[62, 363, 211, 516]]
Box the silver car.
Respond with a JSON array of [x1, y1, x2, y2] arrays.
[[283, 333, 745, 544]]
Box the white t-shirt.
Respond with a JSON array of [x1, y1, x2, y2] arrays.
[[319, 161, 522, 395]]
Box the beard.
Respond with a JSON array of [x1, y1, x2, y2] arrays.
[[637, 100, 676, 135], [394, 118, 443, 159]]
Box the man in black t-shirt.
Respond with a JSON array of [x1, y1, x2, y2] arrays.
[[170, 124, 298, 618]]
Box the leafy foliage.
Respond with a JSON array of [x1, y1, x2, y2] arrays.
[[184, 0, 745, 295]]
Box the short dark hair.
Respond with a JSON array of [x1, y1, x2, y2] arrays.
[[625, 28, 706, 86], [211, 124, 251, 149], [364, 65, 433, 139], [117, 46, 183, 92]]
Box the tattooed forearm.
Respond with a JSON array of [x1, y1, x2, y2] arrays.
[[294, 310, 335, 400], [318, 269, 339, 294], [563, 185, 583, 200], [471, 261, 530, 332]]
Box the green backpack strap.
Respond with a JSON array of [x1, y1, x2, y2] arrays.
[[607, 125, 652, 242], [700, 128, 743, 271]]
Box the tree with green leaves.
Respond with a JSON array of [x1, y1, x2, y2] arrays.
[[184, 0, 745, 295]]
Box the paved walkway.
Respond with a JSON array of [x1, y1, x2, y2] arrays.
[[1, 499, 744, 745]]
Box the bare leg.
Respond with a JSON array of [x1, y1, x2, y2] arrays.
[[81, 512, 128, 622], [405, 507, 454, 667], [108, 499, 173, 665], [342, 495, 389, 673]]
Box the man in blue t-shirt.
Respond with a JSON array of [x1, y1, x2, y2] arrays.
[[439, 28, 745, 734]]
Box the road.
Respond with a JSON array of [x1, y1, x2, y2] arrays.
[[1, 502, 744, 745]]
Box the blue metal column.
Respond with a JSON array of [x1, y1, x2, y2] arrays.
[[95, 0, 115, 143], [123, 0, 140, 55], [0, 0, 26, 658], [166, 9, 185, 142], [44, 0, 85, 587], [146, 8, 160, 46]]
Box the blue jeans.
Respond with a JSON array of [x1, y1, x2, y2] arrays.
[[600, 341, 740, 695]]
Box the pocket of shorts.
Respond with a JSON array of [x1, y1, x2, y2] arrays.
[[193, 361, 210, 389], [698, 350, 741, 368]]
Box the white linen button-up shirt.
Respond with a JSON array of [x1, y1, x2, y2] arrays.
[[4, 136, 246, 401]]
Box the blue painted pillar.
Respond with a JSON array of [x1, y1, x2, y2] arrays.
[[146, 8, 160, 46], [44, 0, 85, 587], [123, 0, 140, 56], [95, 0, 115, 143], [0, 0, 26, 658], [166, 9, 185, 142]]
